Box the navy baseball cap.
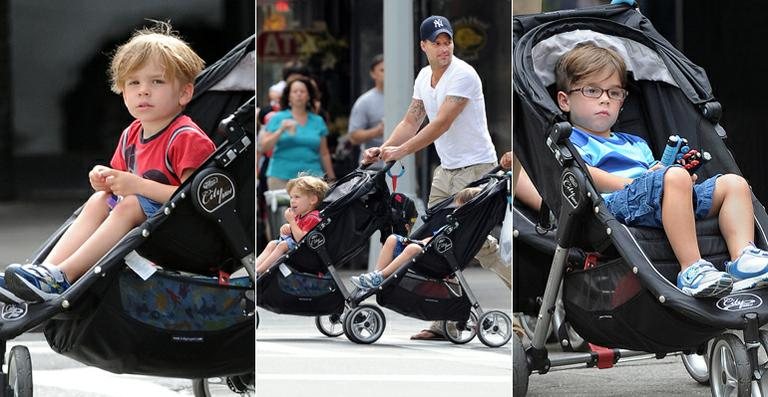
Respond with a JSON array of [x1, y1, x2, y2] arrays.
[[420, 15, 453, 42]]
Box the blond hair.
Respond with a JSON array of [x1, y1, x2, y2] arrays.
[[109, 20, 205, 94], [286, 175, 329, 203], [555, 43, 627, 92], [454, 187, 482, 206]]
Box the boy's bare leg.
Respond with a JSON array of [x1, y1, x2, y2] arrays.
[[661, 168, 701, 270], [57, 195, 146, 282], [44, 191, 111, 265], [373, 235, 399, 272], [255, 242, 289, 274], [379, 244, 422, 277], [256, 241, 279, 267], [707, 175, 754, 259]]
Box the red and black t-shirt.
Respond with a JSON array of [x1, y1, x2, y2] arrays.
[[111, 115, 215, 185]]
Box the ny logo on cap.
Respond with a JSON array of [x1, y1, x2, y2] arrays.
[[434, 19, 444, 28]]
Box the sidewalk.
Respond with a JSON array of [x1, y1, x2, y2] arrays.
[[0, 199, 81, 267]]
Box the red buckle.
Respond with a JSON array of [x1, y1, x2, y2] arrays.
[[588, 343, 616, 369], [584, 253, 600, 270], [218, 270, 231, 286]]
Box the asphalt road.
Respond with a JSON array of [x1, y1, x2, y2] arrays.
[[257, 268, 513, 397]]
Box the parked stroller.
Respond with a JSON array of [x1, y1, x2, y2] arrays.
[[514, 2, 768, 396], [0, 35, 255, 397], [346, 169, 513, 347], [256, 162, 404, 337]]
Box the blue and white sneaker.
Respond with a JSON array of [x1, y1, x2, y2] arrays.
[[350, 271, 384, 290], [0, 264, 23, 304], [727, 245, 768, 292], [6, 263, 71, 303], [677, 259, 733, 298]]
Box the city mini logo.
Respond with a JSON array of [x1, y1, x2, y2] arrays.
[[1, 303, 27, 321], [716, 293, 763, 312], [307, 232, 326, 250], [434, 19, 444, 28]]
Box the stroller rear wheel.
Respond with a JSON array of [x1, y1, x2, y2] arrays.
[[192, 375, 254, 396], [443, 310, 478, 344], [477, 310, 512, 347], [315, 313, 345, 337], [6, 345, 32, 397], [709, 333, 751, 397], [343, 304, 386, 344], [681, 350, 710, 385], [512, 333, 529, 396]]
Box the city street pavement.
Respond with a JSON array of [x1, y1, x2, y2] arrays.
[[257, 267, 513, 397], [0, 200, 240, 396]]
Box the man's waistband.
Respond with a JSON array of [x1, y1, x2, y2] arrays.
[[442, 162, 496, 172]]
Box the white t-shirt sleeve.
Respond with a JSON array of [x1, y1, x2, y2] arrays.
[[445, 66, 480, 99], [347, 98, 366, 133]]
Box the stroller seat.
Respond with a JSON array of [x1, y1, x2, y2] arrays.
[[514, 4, 768, 396]]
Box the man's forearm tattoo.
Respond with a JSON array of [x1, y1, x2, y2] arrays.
[[408, 99, 427, 123], [445, 95, 468, 104]]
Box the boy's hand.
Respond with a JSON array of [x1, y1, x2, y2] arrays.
[[283, 207, 296, 223], [647, 162, 664, 172], [89, 165, 112, 192], [280, 224, 291, 236], [100, 169, 142, 196]]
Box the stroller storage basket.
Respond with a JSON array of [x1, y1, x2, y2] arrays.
[[377, 271, 471, 321], [43, 268, 254, 378], [257, 264, 344, 316], [563, 257, 722, 353]]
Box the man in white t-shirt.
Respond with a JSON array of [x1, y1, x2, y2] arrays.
[[362, 15, 509, 341]]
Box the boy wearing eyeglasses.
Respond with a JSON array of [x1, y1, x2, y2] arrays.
[[556, 42, 768, 298]]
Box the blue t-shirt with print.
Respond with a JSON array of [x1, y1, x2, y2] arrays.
[[569, 127, 656, 198], [570, 127, 655, 179], [265, 110, 328, 180]]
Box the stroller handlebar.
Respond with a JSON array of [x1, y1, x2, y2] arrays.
[[216, 96, 255, 138]]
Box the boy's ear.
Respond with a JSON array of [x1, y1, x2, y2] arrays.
[[556, 91, 570, 112], [179, 82, 194, 107]]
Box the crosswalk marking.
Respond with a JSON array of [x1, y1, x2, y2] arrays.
[[257, 374, 510, 383]]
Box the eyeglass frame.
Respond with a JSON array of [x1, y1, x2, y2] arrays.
[[567, 86, 629, 101]]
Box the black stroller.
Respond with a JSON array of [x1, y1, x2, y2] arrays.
[[514, 2, 768, 396], [0, 35, 255, 397], [346, 169, 513, 347], [256, 162, 403, 339]]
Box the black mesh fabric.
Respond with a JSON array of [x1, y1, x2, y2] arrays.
[[563, 257, 721, 352], [256, 265, 344, 316], [376, 272, 471, 321]]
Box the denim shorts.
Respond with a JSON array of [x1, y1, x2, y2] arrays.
[[393, 235, 408, 259], [278, 235, 298, 250], [107, 194, 163, 218], [604, 167, 720, 228]]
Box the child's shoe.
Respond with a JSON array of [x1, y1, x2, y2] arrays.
[[350, 271, 384, 290], [677, 259, 733, 298], [726, 244, 768, 281], [6, 263, 71, 303], [0, 264, 23, 304]]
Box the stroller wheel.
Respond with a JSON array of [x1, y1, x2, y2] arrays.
[[193, 376, 254, 397], [443, 311, 478, 344], [7, 345, 33, 397], [343, 304, 386, 344], [681, 339, 711, 386], [315, 313, 345, 337], [477, 310, 512, 348], [512, 334, 529, 397], [709, 333, 751, 397]]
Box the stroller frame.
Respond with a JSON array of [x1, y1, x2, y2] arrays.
[[256, 161, 399, 335], [514, 2, 768, 396], [0, 99, 256, 395], [344, 169, 513, 347]]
